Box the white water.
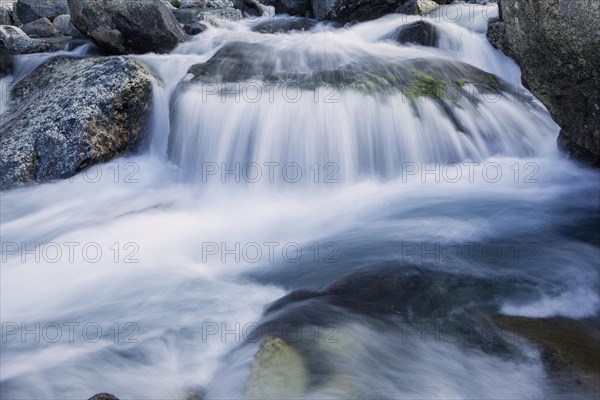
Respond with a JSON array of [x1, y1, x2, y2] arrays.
[[1, 4, 599, 399]]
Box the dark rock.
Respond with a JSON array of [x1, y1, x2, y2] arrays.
[[260, 0, 312, 16], [0, 7, 13, 25], [383, 20, 438, 47], [486, 20, 511, 57], [0, 54, 13, 77], [232, 0, 264, 16], [0, 56, 153, 190], [15, 0, 69, 24], [495, 0, 600, 163], [21, 17, 58, 38], [0, 25, 58, 55], [183, 21, 208, 35], [251, 17, 317, 33], [68, 0, 186, 55], [88, 394, 120, 400]]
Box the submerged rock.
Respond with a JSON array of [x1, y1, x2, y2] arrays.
[[245, 337, 309, 399], [491, 0, 600, 163], [493, 315, 600, 392], [68, 0, 186, 54], [251, 17, 318, 33], [15, 0, 69, 24], [0, 25, 58, 55], [0, 56, 153, 190]]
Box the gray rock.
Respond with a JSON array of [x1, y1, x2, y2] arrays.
[[68, 0, 186, 54], [232, 0, 264, 16], [173, 6, 242, 25], [0, 56, 153, 190], [0, 25, 58, 54], [0, 7, 13, 25], [52, 14, 71, 35], [310, 0, 404, 22], [396, 0, 439, 15], [15, 0, 69, 24], [21, 17, 58, 37], [494, 0, 600, 163], [183, 21, 208, 35]]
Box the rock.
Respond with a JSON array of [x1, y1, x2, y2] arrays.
[[260, 0, 312, 17], [0, 25, 58, 54], [88, 394, 120, 400], [173, 7, 242, 25], [0, 7, 13, 25], [68, 0, 186, 54], [486, 20, 511, 57], [0, 56, 153, 190], [251, 16, 317, 33], [171, 0, 182, 7], [492, 315, 600, 392], [0, 54, 13, 77], [183, 21, 208, 35], [52, 14, 71, 35], [494, 0, 600, 163], [396, 0, 439, 15], [383, 20, 438, 47], [232, 0, 264, 16], [21, 17, 58, 37], [15, 0, 69, 24], [245, 337, 309, 399]]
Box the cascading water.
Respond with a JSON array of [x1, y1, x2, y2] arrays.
[[1, 4, 599, 399]]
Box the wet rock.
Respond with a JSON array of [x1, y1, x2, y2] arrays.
[[15, 0, 69, 24], [260, 0, 312, 17], [183, 21, 208, 35], [21, 17, 58, 38], [493, 0, 600, 163], [383, 20, 438, 47], [88, 394, 120, 400], [0, 25, 58, 55], [251, 17, 317, 33], [232, 0, 264, 16], [173, 6, 242, 25], [68, 0, 186, 54], [0, 56, 153, 190], [245, 337, 309, 399], [493, 315, 600, 392], [396, 0, 439, 15], [0, 7, 13, 25], [0, 54, 13, 77]]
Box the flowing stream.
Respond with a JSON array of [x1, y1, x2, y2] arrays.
[[1, 4, 599, 399]]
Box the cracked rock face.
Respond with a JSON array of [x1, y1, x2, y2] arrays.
[[0, 56, 153, 190]]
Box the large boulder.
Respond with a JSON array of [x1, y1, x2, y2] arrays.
[[490, 0, 600, 163], [21, 17, 59, 37], [0, 25, 58, 55], [15, 0, 69, 24], [67, 0, 186, 54], [0, 56, 153, 190]]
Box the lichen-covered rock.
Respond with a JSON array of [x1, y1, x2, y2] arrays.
[[68, 0, 186, 54], [492, 0, 600, 163], [21, 17, 58, 37], [0, 25, 58, 55], [15, 0, 69, 24], [0, 56, 153, 190]]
